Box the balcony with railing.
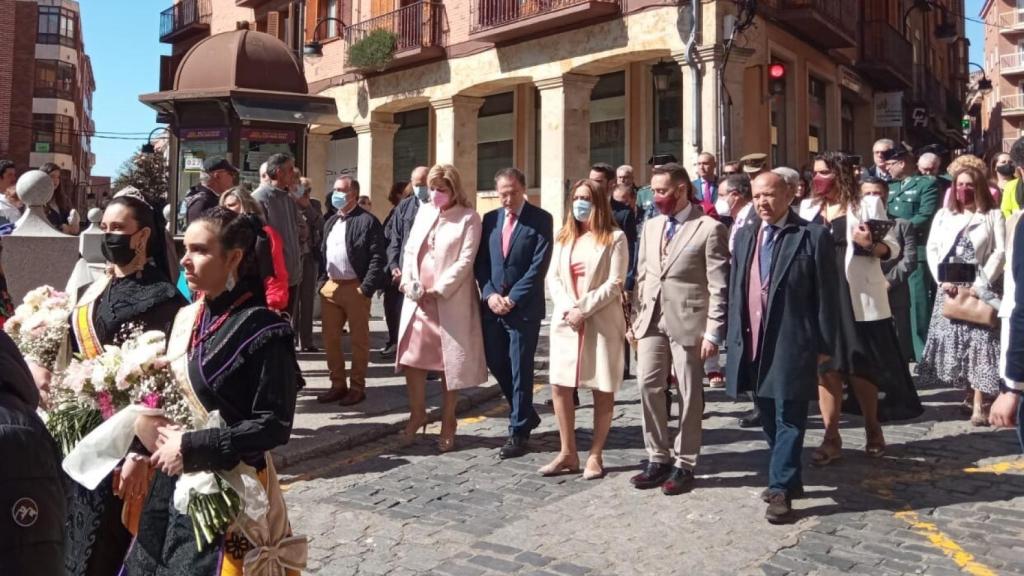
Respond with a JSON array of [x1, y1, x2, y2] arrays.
[[344, 1, 446, 73], [1001, 52, 1024, 76], [998, 11, 1024, 34], [159, 0, 211, 44], [758, 0, 859, 49], [857, 20, 912, 90], [469, 0, 621, 43], [1002, 94, 1024, 117]]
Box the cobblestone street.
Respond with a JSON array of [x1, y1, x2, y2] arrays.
[[280, 332, 1024, 576]]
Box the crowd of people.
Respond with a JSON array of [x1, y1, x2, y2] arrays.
[[1, 135, 1024, 574]]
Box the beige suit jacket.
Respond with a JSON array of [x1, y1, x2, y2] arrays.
[[633, 206, 730, 347]]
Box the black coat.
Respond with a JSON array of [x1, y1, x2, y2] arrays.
[[322, 206, 387, 296], [611, 198, 638, 291], [725, 211, 839, 402], [1005, 216, 1024, 383], [184, 185, 219, 226], [386, 195, 421, 274], [0, 333, 65, 576]]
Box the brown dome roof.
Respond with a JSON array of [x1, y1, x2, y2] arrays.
[[175, 28, 308, 94]]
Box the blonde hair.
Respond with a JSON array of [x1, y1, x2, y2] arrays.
[[947, 154, 989, 180], [556, 179, 616, 246], [427, 164, 472, 208], [219, 185, 266, 222]]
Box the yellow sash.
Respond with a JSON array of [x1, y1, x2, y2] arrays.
[[70, 275, 110, 360]]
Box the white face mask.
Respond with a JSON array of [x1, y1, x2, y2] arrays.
[[714, 197, 731, 216]]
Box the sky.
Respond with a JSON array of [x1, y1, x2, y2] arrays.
[[79, 1, 988, 178], [79, 1, 168, 177]]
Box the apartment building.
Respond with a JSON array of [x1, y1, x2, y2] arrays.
[[0, 0, 95, 212], [155, 0, 967, 223], [979, 0, 1024, 156]]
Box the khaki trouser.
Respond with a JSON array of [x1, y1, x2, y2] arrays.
[[636, 315, 704, 470], [320, 279, 371, 392]]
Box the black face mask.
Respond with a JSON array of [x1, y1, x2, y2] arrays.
[[101, 232, 139, 266], [996, 164, 1016, 177]]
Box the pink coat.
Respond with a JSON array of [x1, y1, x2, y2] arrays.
[[396, 204, 488, 390]]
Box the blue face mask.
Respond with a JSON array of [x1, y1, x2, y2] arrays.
[[331, 192, 348, 210], [414, 185, 430, 202], [572, 199, 593, 222]]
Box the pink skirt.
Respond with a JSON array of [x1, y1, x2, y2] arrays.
[[398, 239, 444, 372]]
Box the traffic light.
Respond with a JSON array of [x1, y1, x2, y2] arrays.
[[768, 62, 786, 96]]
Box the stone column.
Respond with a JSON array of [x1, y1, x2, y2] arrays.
[[353, 116, 399, 223], [535, 73, 598, 227], [431, 95, 485, 201]]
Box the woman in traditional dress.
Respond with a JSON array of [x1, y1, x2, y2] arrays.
[[396, 164, 487, 452], [62, 193, 186, 576], [126, 207, 301, 575]]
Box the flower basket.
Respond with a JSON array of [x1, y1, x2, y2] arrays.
[[348, 29, 397, 72]]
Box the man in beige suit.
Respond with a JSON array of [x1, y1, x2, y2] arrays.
[[630, 162, 730, 495]]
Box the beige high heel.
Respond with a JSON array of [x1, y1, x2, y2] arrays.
[[582, 455, 605, 480], [538, 454, 581, 476]]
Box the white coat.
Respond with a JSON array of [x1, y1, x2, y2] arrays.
[[926, 207, 1005, 293]]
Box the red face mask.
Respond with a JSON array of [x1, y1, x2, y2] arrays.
[[955, 184, 975, 206], [811, 174, 835, 198], [654, 193, 677, 215]]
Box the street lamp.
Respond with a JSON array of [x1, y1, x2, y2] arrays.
[[303, 17, 346, 57], [651, 59, 675, 93], [902, 0, 959, 42], [140, 127, 168, 154], [969, 63, 993, 95]]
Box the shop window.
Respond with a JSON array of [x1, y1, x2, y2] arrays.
[[808, 76, 828, 161], [477, 92, 515, 191], [38, 6, 76, 47], [34, 60, 76, 100], [769, 58, 790, 169], [591, 71, 626, 167], [32, 114, 74, 155], [393, 108, 430, 184], [653, 67, 682, 159]]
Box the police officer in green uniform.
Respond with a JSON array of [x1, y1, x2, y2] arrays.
[[883, 147, 940, 361]]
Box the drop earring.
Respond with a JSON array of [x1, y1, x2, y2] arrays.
[[225, 272, 236, 292]]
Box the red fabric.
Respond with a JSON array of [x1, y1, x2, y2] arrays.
[[263, 225, 290, 312], [701, 181, 719, 220], [501, 211, 516, 257]]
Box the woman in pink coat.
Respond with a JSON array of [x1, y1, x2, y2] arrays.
[[396, 164, 487, 452]]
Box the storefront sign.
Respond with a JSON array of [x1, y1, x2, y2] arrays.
[[179, 128, 228, 140], [184, 155, 204, 171], [873, 92, 903, 128], [34, 142, 51, 153], [240, 128, 296, 143]]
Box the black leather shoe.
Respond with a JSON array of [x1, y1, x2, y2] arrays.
[[380, 344, 396, 359], [661, 467, 695, 495], [738, 407, 761, 428], [630, 461, 672, 489], [499, 436, 529, 459], [765, 491, 795, 524], [760, 485, 804, 503]]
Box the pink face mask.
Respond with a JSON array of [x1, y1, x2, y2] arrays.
[[653, 193, 676, 215], [955, 184, 975, 206], [431, 190, 451, 209], [811, 173, 835, 198]]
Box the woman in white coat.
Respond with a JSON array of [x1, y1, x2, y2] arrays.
[[542, 179, 628, 479], [396, 164, 488, 452], [802, 152, 922, 467], [918, 166, 1005, 425]]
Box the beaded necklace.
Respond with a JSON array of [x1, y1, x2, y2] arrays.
[[190, 291, 253, 355]]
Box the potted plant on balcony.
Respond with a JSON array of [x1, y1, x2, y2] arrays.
[[348, 28, 398, 72]]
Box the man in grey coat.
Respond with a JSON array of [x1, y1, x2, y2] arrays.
[[253, 153, 302, 318]]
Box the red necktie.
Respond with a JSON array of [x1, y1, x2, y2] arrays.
[[502, 211, 517, 257]]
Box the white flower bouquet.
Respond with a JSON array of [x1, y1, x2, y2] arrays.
[[3, 285, 71, 370]]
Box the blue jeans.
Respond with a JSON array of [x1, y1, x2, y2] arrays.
[[482, 316, 541, 437], [756, 396, 809, 494]]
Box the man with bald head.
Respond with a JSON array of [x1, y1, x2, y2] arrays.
[[384, 166, 431, 358], [725, 172, 839, 524], [917, 152, 941, 177]]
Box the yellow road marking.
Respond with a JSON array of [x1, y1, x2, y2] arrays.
[[893, 509, 997, 576], [964, 460, 1024, 475]]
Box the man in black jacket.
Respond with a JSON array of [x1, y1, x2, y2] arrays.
[[184, 156, 237, 227], [317, 176, 387, 406], [384, 166, 430, 358], [0, 332, 65, 576]]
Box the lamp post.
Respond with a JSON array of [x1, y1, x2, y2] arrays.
[[651, 59, 674, 93], [303, 17, 346, 57], [969, 62, 993, 95], [140, 127, 169, 154], [902, 0, 959, 41]]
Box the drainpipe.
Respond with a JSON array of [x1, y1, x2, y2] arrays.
[[682, 0, 701, 156]]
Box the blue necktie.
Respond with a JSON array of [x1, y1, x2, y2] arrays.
[[760, 225, 778, 284], [665, 217, 679, 243]]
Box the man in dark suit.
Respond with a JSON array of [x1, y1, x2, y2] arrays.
[[384, 166, 430, 358], [861, 176, 917, 362], [993, 215, 1023, 448], [692, 152, 720, 219], [725, 172, 839, 524], [475, 167, 553, 459]]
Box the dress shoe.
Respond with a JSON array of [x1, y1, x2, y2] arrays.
[[764, 491, 795, 524], [661, 466, 695, 495], [737, 407, 761, 428], [499, 435, 529, 459], [582, 455, 605, 480], [317, 388, 348, 404], [760, 485, 804, 503], [338, 388, 366, 406], [427, 372, 441, 382], [538, 453, 580, 476], [301, 346, 320, 353], [630, 461, 672, 489], [380, 344, 396, 359]]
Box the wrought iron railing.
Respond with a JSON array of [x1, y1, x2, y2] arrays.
[[344, 1, 445, 55], [470, 0, 619, 33], [759, 0, 859, 41], [861, 20, 912, 80], [160, 0, 212, 41]]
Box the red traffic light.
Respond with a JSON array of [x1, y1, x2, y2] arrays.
[[769, 63, 786, 79]]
